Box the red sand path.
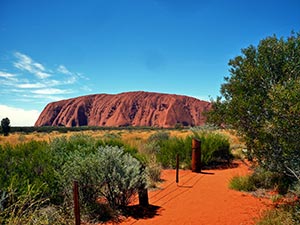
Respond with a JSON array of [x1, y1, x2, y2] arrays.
[[107, 161, 271, 225]]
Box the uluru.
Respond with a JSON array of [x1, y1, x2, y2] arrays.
[[35, 91, 211, 128]]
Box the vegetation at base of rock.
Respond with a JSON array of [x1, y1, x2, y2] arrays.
[[8, 125, 190, 134]]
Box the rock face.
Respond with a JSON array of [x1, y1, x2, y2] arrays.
[[35, 91, 211, 128]]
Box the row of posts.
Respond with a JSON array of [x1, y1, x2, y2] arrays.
[[73, 138, 201, 225]]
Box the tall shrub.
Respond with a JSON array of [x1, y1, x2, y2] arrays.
[[207, 32, 300, 178]]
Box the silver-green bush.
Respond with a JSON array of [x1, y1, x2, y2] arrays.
[[60, 146, 148, 211]]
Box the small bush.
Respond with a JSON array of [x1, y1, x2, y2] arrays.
[[60, 145, 148, 212], [229, 167, 293, 194], [229, 175, 256, 192], [257, 208, 299, 225], [96, 138, 139, 159], [148, 131, 170, 143], [156, 136, 192, 169], [97, 146, 148, 209], [194, 132, 232, 166], [59, 151, 105, 213]]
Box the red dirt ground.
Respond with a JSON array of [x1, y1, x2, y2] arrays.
[[106, 161, 271, 225]]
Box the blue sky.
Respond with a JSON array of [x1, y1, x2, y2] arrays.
[[0, 0, 300, 126]]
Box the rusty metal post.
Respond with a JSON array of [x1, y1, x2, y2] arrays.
[[138, 186, 149, 206], [73, 181, 80, 225], [138, 165, 149, 206], [176, 154, 179, 183], [191, 138, 201, 173]]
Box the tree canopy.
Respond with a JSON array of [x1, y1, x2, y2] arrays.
[[1, 117, 11, 136], [208, 32, 300, 177]]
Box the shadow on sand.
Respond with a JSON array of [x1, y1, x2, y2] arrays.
[[122, 204, 161, 220]]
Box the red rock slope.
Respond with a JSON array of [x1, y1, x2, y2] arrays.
[[35, 91, 211, 127]]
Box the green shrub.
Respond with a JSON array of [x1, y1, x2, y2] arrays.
[[229, 167, 293, 194], [155, 132, 232, 169], [194, 132, 232, 166], [0, 181, 49, 225], [96, 137, 143, 162], [0, 141, 56, 202], [97, 146, 148, 209], [229, 175, 256, 192], [148, 131, 170, 143], [59, 150, 105, 216], [257, 207, 299, 225], [60, 145, 147, 211], [139, 142, 162, 186], [156, 136, 192, 169]]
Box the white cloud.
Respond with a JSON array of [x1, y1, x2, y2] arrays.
[[21, 94, 64, 101], [65, 76, 77, 84], [57, 65, 72, 75], [31, 88, 71, 95], [57, 65, 78, 84], [35, 71, 51, 79], [0, 104, 40, 126], [0, 71, 15, 79], [1, 52, 92, 108], [33, 62, 45, 71], [14, 52, 51, 79], [17, 82, 46, 88], [80, 85, 92, 92]]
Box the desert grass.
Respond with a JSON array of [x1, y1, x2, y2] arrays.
[[0, 128, 243, 152]]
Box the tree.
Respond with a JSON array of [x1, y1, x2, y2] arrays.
[[1, 117, 11, 136], [207, 32, 300, 177]]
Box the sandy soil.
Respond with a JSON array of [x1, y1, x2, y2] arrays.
[[106, 161, 271, 225]]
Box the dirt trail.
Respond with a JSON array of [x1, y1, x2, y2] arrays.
[[107, 161, 271, 225]]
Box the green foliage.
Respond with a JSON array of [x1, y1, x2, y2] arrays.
[[257, 203, 300, 225], [194, 132, 232, 166], [258, 209, 294, 225], [59, 150, 105, 217], [0, 133, 149, 223], [229, 167, 292, 194], [60, 144, 148, 210], [155, 132, 231, 169], [207, 32, 300, 179], [96, 146, 147, 209], [0, 141, 56, 202], [0, 180, 71, 225], [9, 126, 167, 134], [0, 181, 47, 225], [148, 131, 170, 143], [156, 136, 192, 169], [139, 142, 162, 186], [1, 117, 11, 136], [229, 175, 256, 192]]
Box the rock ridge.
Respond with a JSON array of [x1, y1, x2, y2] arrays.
[[35, 91, 211, 128]]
